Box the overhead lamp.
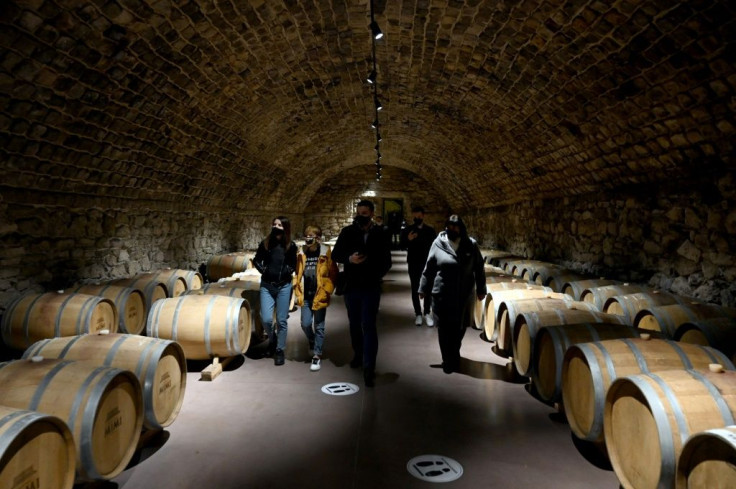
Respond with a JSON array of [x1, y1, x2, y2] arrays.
[[370, 20, 383, 40], [376, 132, 382, 142], [367, 70, 376, 84], [371, 118, 379, 129], [374, 143, 380, 151], [377, 152, 382, 159], [374, 96, 382, 111]]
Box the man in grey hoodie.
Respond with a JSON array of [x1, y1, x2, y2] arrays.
[[418, 215, 487, 373]]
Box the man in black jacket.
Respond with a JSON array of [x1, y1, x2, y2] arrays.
[[400, 206, 436, 327], [332, 200, 392, 387]]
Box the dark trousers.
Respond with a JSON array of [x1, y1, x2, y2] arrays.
[[344, 289, 381, 369], [434, 297, 472, 369], [409, 263, 432, 316]]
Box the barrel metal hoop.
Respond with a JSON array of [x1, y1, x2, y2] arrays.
[[201, 296, 216, 356], [104, 335, 130, 366], [77, 295, 100, 335], [548, 327, 567, 399], [29, 360, 74, 411], [22, 338, 51, 359], [2, 295, 26, 344], [171, 298, 186, 341], [0, 411, 42, 455], [80, 367, 126, 480], [142, 340, 170, 428], [580, 342, 609, 440], [148, 300, 163, 337], [621, 338, 649, 372], [665, 340, 693, 369], [21, 294, 47, 342], [59, 335, 85, 358], [649, 372, 691, 447], [685, 369, 735, 426], [625, 375, 677, 489]]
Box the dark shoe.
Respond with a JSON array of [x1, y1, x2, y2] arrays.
[[349, 357, 362, 368], [264, 340, 276, 358], [274, 349, 285, 366], [363, 368, 375, 387], [442, 362, 457, 374]]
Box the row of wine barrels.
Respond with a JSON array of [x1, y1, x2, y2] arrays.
[[530, 323, 646, 403], [481, 250, 518, 267], [109, 276, 168, 313], [579, 284, 651, 310], [511, 309, 628, 377], [562, 337, 734, 443], [495, 295, 599, 357], [483, 285, 553, 346], [0, 357, 143, 481], [677, 425, 736, 489], [1, 292, 118, 351], [0, 405, 76, 489], [147, 295, 251, 360], [23, 333, 187, 430], [675, 317, 736, 362], [604, 291, 698, 327], [213, 278, 265, 339], [472, 274, 521, 331], [605, 368, 736, 489], [71, 284, 146, 334], [635, 302, 736, 338], [206, 252, 254, 282]]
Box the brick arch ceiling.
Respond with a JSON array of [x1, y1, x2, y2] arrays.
[[1, 1, 733, 213]]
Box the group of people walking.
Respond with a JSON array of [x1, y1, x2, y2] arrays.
[[253, 200, 487, 385]]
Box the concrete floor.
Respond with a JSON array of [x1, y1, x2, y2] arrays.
[[95, 251, 619, 489]]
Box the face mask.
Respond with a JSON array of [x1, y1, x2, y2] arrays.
[[271, 226, 284, 237], [305, 237, 315, 245], [355, 215, 371, 227], [413, 218, 423, 225], [446, 230, 459, 241]]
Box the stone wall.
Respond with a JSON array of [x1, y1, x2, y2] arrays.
[[0, 195, 276, 311], [465, 173, 736, 306]]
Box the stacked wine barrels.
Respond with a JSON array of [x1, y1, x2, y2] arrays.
[[70, 284, 146, 334], [207, 252, 255, 282], [677, 425, 736, 489], [0, 357, 144, 481]]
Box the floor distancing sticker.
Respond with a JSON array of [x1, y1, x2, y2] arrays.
[[407, 455, 463, 483], [321, 382, 360, 396]]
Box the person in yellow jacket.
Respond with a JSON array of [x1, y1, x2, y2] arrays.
[[294, 225, 339, 371]]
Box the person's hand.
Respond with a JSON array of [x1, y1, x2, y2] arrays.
[[349, 252, 367, 264], [408, 230, 418, 241], [418, 293, 424, 300], [477, 292, 487, 301]]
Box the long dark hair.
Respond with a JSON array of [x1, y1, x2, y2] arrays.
[[265, 216, 293, 250]]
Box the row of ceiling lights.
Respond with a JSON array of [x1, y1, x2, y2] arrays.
[[368, 1, 383, 181]]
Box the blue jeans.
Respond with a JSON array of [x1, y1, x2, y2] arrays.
[[260, 282, 292, 351], [343, 289, 381, 369], [300, 298, 327, 356]]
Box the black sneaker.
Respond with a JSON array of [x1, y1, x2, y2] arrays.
[[275, 349, 285, 366]]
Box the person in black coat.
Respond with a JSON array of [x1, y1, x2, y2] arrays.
[[400, 206, 437, 327], [331, 200, 392, 386], [418, 215, 487, 374]]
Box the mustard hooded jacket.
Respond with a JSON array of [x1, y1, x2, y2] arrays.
[[294, 243, 339, 310]]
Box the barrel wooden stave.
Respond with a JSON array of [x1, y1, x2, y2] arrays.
[[23, 333, 187, 430], [1, 292, 118, 351], [0, 358, 143, 481], [605, 369, 736, 489], [562, 338, 735, 444], [0, 405, 76, 489], [512, 308, 627, 378], [676, 425, 736, 489], [108, 277, 168, 314], [147, 295, 251, 359], [145, 270, 191, 297], [71, 284, 146, 335]]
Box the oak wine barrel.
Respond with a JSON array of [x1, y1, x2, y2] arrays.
[[108, 276, 168, 314], [0, 357, 143, 481], [482, 285, 553, 348], [562, 337, 733, 443], [147, 295, 251, 359], [605, 368, 736, 489], [635, 302, 736, 338], [23, 333, 187, 430], [603, 291, 697, 328], [1, 292, 117, 351], [675, 317, 736, 362], [579, 284, 650, 310], [0, 405, 76, 489], [561, 279, 620, 301], [676, 425, 736, 489], [206, 252, 255, 282]]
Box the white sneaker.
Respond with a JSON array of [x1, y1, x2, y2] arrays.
[[310, 357, 321, 372], [425, 314, 435, 327], [415, 315, 423, 326]]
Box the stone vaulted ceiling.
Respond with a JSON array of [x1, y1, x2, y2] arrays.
[[1, 0, 734, 212]]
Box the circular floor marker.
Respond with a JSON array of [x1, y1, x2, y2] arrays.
[[406, 455, 463, 483], [321, 382, 360, 396]]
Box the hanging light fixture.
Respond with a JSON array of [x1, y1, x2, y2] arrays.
[[366, 69, 376, 85], [374, 96, 382, 111], [368, 0, 383, 181], [370, 20, 383, 40]]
